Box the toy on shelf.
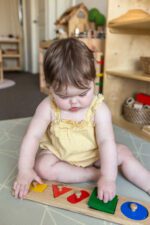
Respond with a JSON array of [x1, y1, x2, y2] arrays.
[[135, 93, 150, 106], [88, 8, 106, 30], [54, 4, 105, 53], [24, 181, 150, 225], [55, 3, 89, 38], [123, 95, 150, 125], [94, 52, 104, 94], [140, 57, 150, 74]]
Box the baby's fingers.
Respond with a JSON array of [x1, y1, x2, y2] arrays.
[[98, 189, 115, 203], [34, 174, 43, 184], [104, 190, 115, 203], [98, 188, 104, 201], [19, 184, 29, 199], [103, 191, 110, 203], [110, 191, 115, 201], [13, 182, 28, 199], [13, 182, 21, 199]]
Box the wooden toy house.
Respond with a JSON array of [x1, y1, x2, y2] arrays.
[[55, 3, 89, 37]]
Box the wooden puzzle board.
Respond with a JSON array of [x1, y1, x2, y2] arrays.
[[25, 181, 150, 225]]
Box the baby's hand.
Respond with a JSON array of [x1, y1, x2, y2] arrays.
[[13, 169, 42, 199], [97, 176, 116, 203]]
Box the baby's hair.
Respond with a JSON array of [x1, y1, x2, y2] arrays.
[[44, 38, 96, 91]]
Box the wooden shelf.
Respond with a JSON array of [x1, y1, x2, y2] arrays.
[[0, 38, 20, 43], [104, 1, 150, 142], [3, 54, 20, 58], [4, 67, 21, 71], [106, 70, 150, 82], [0, 38, 21, 71], [113, 116, 150, 142], [108, 17, 150, 34]]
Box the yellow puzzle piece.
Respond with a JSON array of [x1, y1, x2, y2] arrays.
[[30, 183, 48, 193]]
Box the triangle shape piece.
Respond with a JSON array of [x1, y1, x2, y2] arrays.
[[52, 184, 72, 198]]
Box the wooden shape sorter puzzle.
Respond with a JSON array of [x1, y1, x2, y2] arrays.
[[25, 181, 150, 225]]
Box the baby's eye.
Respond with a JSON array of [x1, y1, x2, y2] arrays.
[[59, 96, 68, 99], [79, 92, 87, 97]]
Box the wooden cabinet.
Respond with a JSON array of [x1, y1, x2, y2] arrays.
[[103, 0, 150, 141], [0, 37, 21, 71]]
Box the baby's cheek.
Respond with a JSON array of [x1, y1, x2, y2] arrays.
[[84, 96, 93, 106], [57, 99, 69, 110]]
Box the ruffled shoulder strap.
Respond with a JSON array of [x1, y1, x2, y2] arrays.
[[85, 94, 104, 121], [49, 96, 61, 121]]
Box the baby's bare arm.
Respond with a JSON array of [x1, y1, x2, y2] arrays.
[[95, 102, 118, 202], [18, 97, 52, 171], [13, 97, 52, 198]]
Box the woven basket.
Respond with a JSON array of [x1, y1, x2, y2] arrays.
[[140, 57, 150, 74], [123, 104, 150, 125]]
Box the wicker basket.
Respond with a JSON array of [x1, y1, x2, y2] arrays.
[[123, 104, 150, 125], [140, 57, 150, 74]]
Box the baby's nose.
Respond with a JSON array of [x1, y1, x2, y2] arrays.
[[70, 97, 77, 104]]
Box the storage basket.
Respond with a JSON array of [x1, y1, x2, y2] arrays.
[[140, 57, 150, 74], [123, 104, 150, 125]]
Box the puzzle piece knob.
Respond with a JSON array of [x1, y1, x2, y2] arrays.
[[130, 203, 138, 212], [75, 191, 82, 198], [57, 184, 63, 191]]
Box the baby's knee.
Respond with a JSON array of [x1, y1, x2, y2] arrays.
[[117, 144, 134, 164], [34, 154, 58, 180]]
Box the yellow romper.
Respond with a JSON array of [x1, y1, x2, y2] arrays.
[[40, 94, 104, 167]]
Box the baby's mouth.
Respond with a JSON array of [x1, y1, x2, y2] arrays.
[[70, 107, 79, 112]]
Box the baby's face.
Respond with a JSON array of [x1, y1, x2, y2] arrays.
[[51, 81, 95, 112]]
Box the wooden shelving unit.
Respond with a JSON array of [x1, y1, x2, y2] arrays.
[[0, 37, 21, 71], [103, 0, 150, 142], [106, 70, 150, 82], [108, 17, 150, 35]]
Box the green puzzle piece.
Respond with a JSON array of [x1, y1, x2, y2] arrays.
[[88, 187, 118, 214]]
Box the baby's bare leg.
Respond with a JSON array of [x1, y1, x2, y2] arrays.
[[117, 144, 150, 193], [34, 151, 99, 183]]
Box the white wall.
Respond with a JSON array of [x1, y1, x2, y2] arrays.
[[0, 0, 21, 36], [46, 0, 73, 40], [38, 0, 46, 42], [74, 0, 108, 16]]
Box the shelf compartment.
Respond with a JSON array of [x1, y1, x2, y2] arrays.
[[0, 38, 21, 71], [0, 38, 20, 43], [113, 116, 150, 142], [3, 54, 20, 58], [106, 70, 150, 82], [4, 67, 21, 71]]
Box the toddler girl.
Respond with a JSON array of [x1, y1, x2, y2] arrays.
[[13, 38, 150, 202]]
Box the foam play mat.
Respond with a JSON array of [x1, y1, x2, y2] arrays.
[[0, 117, 150, 225]]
